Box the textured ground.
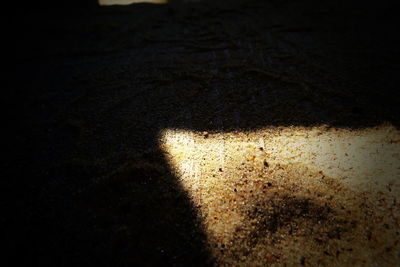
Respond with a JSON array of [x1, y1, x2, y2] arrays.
[[161, 125, 399, 265], [8, 0, 400, 266]]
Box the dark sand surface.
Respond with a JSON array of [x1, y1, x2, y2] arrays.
[[7, 0, 400, 266]]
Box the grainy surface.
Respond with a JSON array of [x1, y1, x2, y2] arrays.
[[161, 126, 400, 266], [8, 0, 400, 266]]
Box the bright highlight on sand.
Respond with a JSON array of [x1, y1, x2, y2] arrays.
[[99, 0, 167, 5], [160, 125, 399, 198], [159, 125, 400, 265]]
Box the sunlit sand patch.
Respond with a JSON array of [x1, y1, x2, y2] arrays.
[[159, 125, 400, 265], [99, 0, 167, 6]]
